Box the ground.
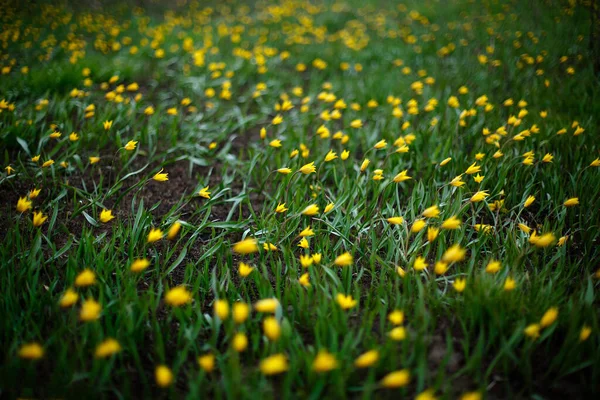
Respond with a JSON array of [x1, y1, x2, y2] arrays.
[[0, 0, 599, 399]]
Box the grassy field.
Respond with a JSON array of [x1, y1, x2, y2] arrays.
[[1, 0, 599, 398]]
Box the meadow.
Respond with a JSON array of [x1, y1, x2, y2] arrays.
[[1, 0, 599, 398]]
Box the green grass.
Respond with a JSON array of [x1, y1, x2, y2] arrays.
[[1, 0, 599, 398]]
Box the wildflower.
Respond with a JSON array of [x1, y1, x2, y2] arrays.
[[389, 326, 407, 341], [416, 389, 438, 400], [380, 369, 411, 388], [580, 326, 592, 342], [272, 114, 283, 125], [542, 153, 554, 163], [460, 392, 482, 400], [167, 222, 181, 240], [275, 203, 288, 213], [374, 139, 387, 149], [564, 197, 579, 207], [388, 310, 404, 325], [485, 260, 502, 274], [518, 223, 531, 234], [473, 174, 484, 183], [341, 150, 350, 160], [524, 195, 535, 208], [414, 256, 428, 271], [440, 157, 452, 166], [153, 169, 168, 182], [302, 204, 319, 216], [95, 338, 121, 358], [254, 298, 278, 313], [360, 159, 370, 172], [99, 209, 115, 223], [334, 252, 353, 266], [233, 238, 258, 254], [298, 238, 309, 249], [441, 216, 461, 229], [312, 350, 338, 372], [465, 163, 481, 175], [590, 158, 600, 167], [277, 167, 292, 174], [147, 228, 163, 243], [324, 150, 337, 161], [198, 186, 211, 199], [470, 190, 489, 202], [350, 119, 363, 128], [214, 299, 229, 320], [32, 212, 48, 227], [264, 242, 277, 251], [504, 277, 516, 291], [269, 139, 282, 148], [427, 227, 439, 242], [423, 205, 440, 218], [557, 236, 568, 246], [442, 244, 466, 263], [532, 232, 556, 248], [354, 350, 379, 368], [59, 288, 79, 308], [393, 170, 412, 182], [263, 317, 281, 341], [155, 365, 173, 388], [69, 132, 80, 141], [130, 258, 150, 272], [90, 156, 100, 164], [198, 354, 215, 372], [29, 188, 41, 199], [80, 298, 102, 321], [299, 162, 316, 174], [450, 175, 466, 187], [260, 354, 288, 375], [299, 272, 311, 287], [238, 262, 254, 277], [524, 323, 541, 339], [16, 197, 32, 213], [5, 165, 15, 174], [336, 293, 357, 310], [387, 216, 404, 225], [31, 155, 40, 162], [411, 219, 427, 233], [75, 269, 96, 287], [49, 131, 61, 139], [453, 278, 467, 293], [123, 141, 137, 151], [434, 261, 449, 275], [312, 253, 322, 264], [324, 203, 335, 213], [165, 286, 192, 306], [540, 307, 558, 328], [18, 343, 44, 360], [232, 332, 248, 352]]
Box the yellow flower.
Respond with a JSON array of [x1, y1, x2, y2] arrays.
[[198, 186, 211, 199], [434, 261, 449, 275], [155, 365, 173, 388], [540, 307, 558, 328], [298, 237, 309, 248], [334, 252, 353, 266], [524, 323, 541, 339], [59, 288, 79, 308], [389, 326, 406, 341], [214, 299, 229, 320], [324, 203, 335, 213], [32, 211, 48, 227], [485, 260, 502, 274], [388, 310, 404, 325], [564, 197, 579, 207], [18, 342, 44, 360], [465, 163, 481, 175], [411, 219, 427, 233], [80, 298, 102, 321], [147, 228, 163, 243], [503, 277, 516, 291], [393, 170, 411, 182], [427, 227, 439, 242], [69, 132, 80, 141], [272, 114, 283, 125], [269, 139, 282, 148], [232, 332, 248, 352], [453, 278, 467, 293], [198, 354, 215, 372], [277, 167, 292, 174], [422, 205, 440, 218], [450, 175, 466, 187], [144, 106, 155, 115], [300, 254, 313, 268], [341, 150, 350, 160], [49, 131, 61, 139], [354, 350, 379, 368], [99, 209, 115, 223], [441, 216, 461, 229], [233, 238, 259, 254], [123, 140, 137, 151], [167, 222, 182, 240], [299, 226, 315, 237], [299, 162, 316, 174], [470, 190, 489, 202], [302, 204, 319, 216], [75, 269, 96, 287], [153, 168, 168, 182], [580, 326, 592, 342], [232, 302, 250, 324], [165, 286, 192, 306], [387, 216, 404, 225], [360, 158, 370, 172], [31, 155, 40, 163], [439, 157, 452, 166], [460, 392, 482, 400], [442, 244, 466, 263], [324, 150, 337, 161], [413, 256, 428, 271], [416, 389, 438, 400], [312, 350, 338, 372], [590, 158, 600, 167], [336, 293, 357, 310], [16, 197, 32, 213], [89, 156, 100, 164], [312, 253, 322, 264], [238, 262, 254, 277], [350, 119, 363, 128], [299, 272, 311, 287], [260, 354, 288, 375], [95, 338, 121, 358], [473, 173, 484, 183], [374, 139, 387, 149], [275, 203, 288, 213], [531, 232, 556, 248], [518, 223, 531, 234], [263, 316, 281, 341], [130, 258, 150, 272], [524, 195, 535, 208], [254, 298, 279, 313], [380, 369, 411, 388], [29, 188, 41, 199]]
